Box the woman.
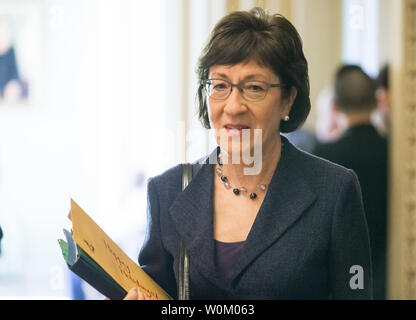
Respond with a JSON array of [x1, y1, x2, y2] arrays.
[[127, 7, 372, 300]]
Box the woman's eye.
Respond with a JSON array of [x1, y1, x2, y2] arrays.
[[213, 82, 228, 90], [247, 84, 265, 92]]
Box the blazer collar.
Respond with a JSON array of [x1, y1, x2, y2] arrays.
[[168, 150, 221, 289], [169, 137, 317, 290]]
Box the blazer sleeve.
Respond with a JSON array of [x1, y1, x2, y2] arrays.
[[329, 169, 373, 299], [138, 178, 177, 298]]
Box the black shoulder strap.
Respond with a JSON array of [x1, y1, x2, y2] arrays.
[[178, 163, 192, 300]]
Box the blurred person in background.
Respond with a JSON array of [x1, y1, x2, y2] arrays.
[[0, 17, 22, 102], [372, 64, 390, 138], [315, 85, 343, 143], [312, 65, 388, 300]]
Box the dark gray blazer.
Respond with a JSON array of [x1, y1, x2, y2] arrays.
[[138, 136, 373, 299]]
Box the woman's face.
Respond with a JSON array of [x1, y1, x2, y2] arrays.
[[208, 60, 295, 159]]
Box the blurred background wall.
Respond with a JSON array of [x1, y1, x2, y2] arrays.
[[0, 0, 412, 299]]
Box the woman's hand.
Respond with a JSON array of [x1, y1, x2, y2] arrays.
[[124, 287, 147, 300], [105, 287, 147, 300]]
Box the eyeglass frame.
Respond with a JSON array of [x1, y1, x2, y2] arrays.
[[202, 78, 286, 102]]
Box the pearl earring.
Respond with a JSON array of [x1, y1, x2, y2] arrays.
[[283, 115, 290, 122]]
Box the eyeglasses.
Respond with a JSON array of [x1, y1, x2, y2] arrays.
[[203, 78, 285, 102]]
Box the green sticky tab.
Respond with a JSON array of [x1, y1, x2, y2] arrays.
[[58, 239, 68, 262]]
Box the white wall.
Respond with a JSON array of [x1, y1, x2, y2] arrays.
[[0, 0, 177, 298]]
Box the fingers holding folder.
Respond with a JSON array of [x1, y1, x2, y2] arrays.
[[105, 287, 147, 300]]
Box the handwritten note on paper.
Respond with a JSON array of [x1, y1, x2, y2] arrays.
[[70, 198, 172, 300]]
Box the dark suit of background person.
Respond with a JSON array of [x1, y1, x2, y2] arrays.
[[138, 136, 372, 299], [312, 65, 388, 300]]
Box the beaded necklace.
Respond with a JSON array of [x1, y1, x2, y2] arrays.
[[215, 152, 269, 200]]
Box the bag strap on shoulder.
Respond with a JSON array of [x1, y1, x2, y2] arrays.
[[178, 163, 192, 300]]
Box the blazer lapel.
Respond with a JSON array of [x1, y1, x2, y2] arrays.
[[231, 138, 317, 284], [168, 151, 228, 290]]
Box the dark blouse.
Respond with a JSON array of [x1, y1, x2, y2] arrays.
[[214, 239, 246, 287]]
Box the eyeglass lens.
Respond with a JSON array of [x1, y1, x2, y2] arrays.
[[206, 79, 269, 101]]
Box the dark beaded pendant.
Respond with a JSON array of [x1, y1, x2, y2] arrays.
[[249, 193, 257, 200], [221, 175, 228, 182], [217, 148, 223, 166], [233, 188, 240, 195]]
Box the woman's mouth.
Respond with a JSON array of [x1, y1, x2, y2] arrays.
[[224, 124, 251, 136]]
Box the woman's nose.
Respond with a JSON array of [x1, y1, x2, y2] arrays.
[[223, 87, 247, 115]]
